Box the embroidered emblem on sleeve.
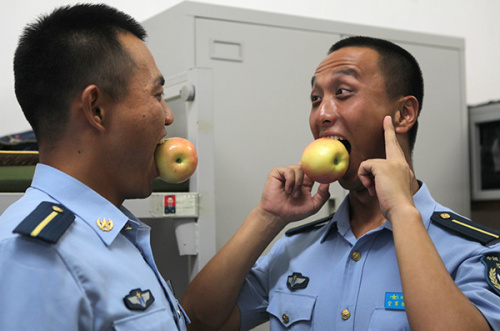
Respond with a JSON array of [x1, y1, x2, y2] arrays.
[[123, 289, 155, 311], [287, 272, 309, 291], [13, 201, 75, 244], [481, 254, 500, 296]]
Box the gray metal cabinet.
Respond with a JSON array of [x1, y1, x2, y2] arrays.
[[138, 1, 469, 298]]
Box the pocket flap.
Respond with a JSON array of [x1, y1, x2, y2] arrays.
[[113, 307, 178, 330], [267, 290, 316, 327]]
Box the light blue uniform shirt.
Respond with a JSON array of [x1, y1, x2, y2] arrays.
[[238, 182, 500, 330], [0, 164, 189, 330]]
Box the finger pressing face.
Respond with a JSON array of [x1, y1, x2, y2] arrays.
[[384, 116, 405, 160]]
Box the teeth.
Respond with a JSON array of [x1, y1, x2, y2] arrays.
[[324, 136, 351, 154], [159, 137, 167, 144]]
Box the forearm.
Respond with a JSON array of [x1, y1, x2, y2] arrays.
[[181, 206, 285, 330], [391, 207, 490, 330]]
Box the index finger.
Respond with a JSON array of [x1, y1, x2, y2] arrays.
[[384, 115, 405, 160]]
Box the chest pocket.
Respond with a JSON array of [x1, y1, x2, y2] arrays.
[[369, 307, 409, 331], [267, 290, 317, 328], [113, 307, 181, 330]]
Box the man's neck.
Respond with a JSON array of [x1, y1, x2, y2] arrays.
[[348, 189, 386, 239], [347, 177, 421, 239]]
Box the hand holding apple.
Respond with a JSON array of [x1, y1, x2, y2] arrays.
[[155, 137, 198, 183], [300, 138, 349, 184]]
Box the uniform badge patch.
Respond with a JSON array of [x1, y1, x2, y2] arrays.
[[481, 254, 500, 296], [123, 289, 155, 311], [287, 272, 309, 291]]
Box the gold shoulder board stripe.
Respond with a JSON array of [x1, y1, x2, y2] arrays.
[[431, 211, 500, 246], [14, 202, 75, 244]]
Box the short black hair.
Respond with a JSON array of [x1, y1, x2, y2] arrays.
[[329, 36, 424, 152], [14, 4, 147, 144]]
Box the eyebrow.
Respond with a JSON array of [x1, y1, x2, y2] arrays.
[[311, 67, 359, 87]]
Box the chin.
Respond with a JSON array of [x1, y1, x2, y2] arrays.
[[140, 182, 155, 198], [125, 179, 154, 200], [125, 189, 153, 201], [338, 179, 354, 192], [338, 173, 360, 191]]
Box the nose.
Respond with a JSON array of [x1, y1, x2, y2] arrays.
[[315, 98, 337, 126], [163, 102, 174, 126]]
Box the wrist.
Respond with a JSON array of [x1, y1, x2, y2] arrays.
[[252, 205, 288, 236], [387, 205, 422, 229]]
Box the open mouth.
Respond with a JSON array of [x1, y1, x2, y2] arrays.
[[158, 136, 167, 145], [339, 139, 351, 154], [325, 136, 351, 154]]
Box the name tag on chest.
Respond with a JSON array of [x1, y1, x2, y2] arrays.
[[384, 292, 405, 310]]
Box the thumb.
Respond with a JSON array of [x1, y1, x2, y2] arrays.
[[312, 183, 331, 207]]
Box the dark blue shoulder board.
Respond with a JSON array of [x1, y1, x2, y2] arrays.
[[13, 201, 75, 244], [285, 213, 334, 237], [431, 211, 500, 246]]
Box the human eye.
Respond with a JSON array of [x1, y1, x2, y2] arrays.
[[310, 93, 322, 107], [311, 94, 320, 102], [310, 87, 322, 103], [335, 87, 353, 98], [155, 91, 165, 101]]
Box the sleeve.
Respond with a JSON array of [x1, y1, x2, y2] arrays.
[[454, 245, 500, 330], [0, 237, 93, 330], [237, 255, 270, 330], [236, 237, 288, 331]]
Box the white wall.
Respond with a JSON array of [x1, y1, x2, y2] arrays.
[[2, 0, 499, 135]]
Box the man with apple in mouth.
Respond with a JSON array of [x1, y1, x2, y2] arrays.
[[0, 4, 189, 330], [182, 36, 500, 330]]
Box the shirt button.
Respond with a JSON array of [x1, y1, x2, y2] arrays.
[[341, 309, 351, 320], [352, 251, 361, 261], [282, 314, 290, 324]]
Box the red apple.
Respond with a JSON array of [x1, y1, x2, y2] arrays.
[[300, 138, 349, 184], [155, 137, 198, 183]]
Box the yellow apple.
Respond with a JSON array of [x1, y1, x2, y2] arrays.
[[300, 138, 349, 184], [155, 137, 198, 183]]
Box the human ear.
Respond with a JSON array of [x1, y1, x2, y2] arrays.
[[394, 96, 418, 134], [81, 85, 106, 132]]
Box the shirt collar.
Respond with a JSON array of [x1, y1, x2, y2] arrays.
[[320, 180, 437, 242], [320, 199, 349, 243], [30, 164, 139, 246]]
